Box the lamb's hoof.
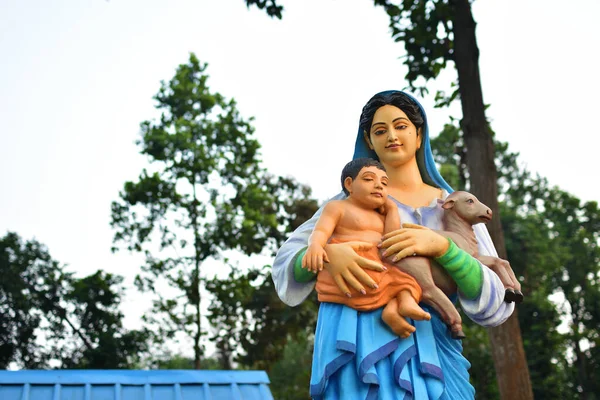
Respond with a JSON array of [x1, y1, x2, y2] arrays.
[[504, 288, 516, 303], [514, 290, 524, 304], [450, 328, 466, 340]]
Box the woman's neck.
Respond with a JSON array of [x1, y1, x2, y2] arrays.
[[383, 158, 441, 208], [383, 158, 424, 192]]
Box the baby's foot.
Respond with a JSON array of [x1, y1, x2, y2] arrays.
[[397, 290, 431, 321], [382, 299, 416, 338]]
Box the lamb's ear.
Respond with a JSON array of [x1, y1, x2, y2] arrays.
[[442, 199, 455, 210]]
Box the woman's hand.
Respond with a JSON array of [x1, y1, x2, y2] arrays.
[[323, 241, 385, 296], [380, 223, 449, 262]]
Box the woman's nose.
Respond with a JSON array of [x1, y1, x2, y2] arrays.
[[387, 128, 398, 141]]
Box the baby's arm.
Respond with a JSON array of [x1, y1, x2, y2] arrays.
[[302, 201, 343, 272], [383, 198, 400, 235]]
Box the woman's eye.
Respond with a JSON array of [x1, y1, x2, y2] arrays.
[[395, 125, 407, 130], [374, 129, 385, 135], [382, 182, 388, 186]]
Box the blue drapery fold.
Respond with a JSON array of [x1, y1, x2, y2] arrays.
[[310, 302, 474, 399]]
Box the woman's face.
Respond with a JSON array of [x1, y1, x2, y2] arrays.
[[366, 105, 421, 168]]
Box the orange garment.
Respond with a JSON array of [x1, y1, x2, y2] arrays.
[[315, 238, 422, 311]]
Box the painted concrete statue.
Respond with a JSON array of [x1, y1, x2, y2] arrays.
[[272, 90, 520, 399]]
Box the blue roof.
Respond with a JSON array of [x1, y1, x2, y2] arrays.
[[0, 370, 274, 400]]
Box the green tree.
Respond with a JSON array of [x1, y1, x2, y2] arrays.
[[244, 0, 283, 19], [0, 232, 63, 368], [247, 1, 532, 395], [205, 264, 318, 370], [206, 265, 317, 399], [0, 232, 147, 369], [111, 53, 304, 369], [57, 271, 150, 369], [370, 2, 533, 395], [268, 330, 314, 400], [540, 189, 600, 399], [149, 353, 222, 370], [432, 124, 600, 399], [205, 181, 318, 364]]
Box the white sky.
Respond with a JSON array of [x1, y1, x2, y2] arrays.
[[1, 0, 599, 354]]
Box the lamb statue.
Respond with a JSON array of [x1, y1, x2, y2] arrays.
[[387, 191, 523, 339]]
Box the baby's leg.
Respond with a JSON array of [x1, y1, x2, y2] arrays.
[[397, 289, 431, 321], [382, 290, 431, 338], [382, 298, 415, 339]]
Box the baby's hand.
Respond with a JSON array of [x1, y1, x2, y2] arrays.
[[377, 198, 398, 215], [302, 244, 330, 272]]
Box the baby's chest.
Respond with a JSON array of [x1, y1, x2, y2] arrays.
[[340, 212, 385, 231]]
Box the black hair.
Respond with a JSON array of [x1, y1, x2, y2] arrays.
[[358, 91, 425, 140], [341, 157, 386, 195]]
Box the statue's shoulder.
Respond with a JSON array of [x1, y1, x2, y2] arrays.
[[422, 184, 446, 204]]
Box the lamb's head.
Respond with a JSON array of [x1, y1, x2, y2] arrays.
[[442, 191, 493, 225]]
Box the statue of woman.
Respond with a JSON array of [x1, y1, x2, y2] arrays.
[[272, 91, 515, 399]]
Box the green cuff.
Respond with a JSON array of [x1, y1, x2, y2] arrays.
[[435, 238, 483, 299], [293, 247, 316, 283]]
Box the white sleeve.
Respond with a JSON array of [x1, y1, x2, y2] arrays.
[[458, 224, 515, 327], [271, 192, 345, 307]]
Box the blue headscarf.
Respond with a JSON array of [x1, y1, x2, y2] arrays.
[[352, 90, 453, 194]]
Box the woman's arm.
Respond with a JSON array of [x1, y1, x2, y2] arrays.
[[272, 195, 338, 307], [458, 224, 515, 327], [380, 223, 515, 327]]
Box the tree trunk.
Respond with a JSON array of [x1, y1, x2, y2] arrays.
[[571, 306, 591, 399], [574, 337, 591, 400], [450, 0, 533, 398], [192, 185, 202, 370]]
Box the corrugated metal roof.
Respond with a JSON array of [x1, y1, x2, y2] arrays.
[[0, 370, 274, 400]]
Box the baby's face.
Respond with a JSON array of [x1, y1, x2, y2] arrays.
[[348, 166, 389, 208]]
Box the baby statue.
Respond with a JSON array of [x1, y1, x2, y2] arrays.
[[302, 158, 431, 338]]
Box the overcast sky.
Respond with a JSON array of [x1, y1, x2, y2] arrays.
[[1, 0, 599, 354]]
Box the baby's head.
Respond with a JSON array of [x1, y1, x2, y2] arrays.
[[341, 158, 389, 207]]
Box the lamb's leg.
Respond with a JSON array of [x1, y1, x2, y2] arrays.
[[395, 257, 465, 339], [477, 255, 523, 304], [420, 282, 466, 339]]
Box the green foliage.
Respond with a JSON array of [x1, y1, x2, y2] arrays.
[[268, 330, 314, 400], [430, 122, 467, 190], [461, 322, 498, 399], [373, 0, 455, 98], [150, 353, 222, 370], [205, 265, 318, 371], [244, 0, 284, 19], [111, 53, 315, 367], [58, 271, 150, 369], [205, 265, 317, 399], [432, 124, 600, 398], [0, 232, 147, 369], [0, 232, 63, 368]]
